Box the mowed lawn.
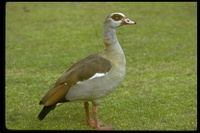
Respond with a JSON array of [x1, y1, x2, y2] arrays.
[[6, 2, 197, 130]]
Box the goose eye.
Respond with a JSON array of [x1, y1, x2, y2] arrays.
[[115, 16, 119, 20], [111, 14, 123, 21]]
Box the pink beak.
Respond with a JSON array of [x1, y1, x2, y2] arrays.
[[123, 18, 136, 25]]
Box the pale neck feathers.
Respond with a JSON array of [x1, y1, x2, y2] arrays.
[[103, 21, 126, 67]]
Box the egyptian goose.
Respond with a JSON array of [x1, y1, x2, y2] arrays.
[[38, 12, 136, 130]]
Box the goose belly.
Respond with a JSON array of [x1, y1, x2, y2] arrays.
[[65, 68, 125, 104]]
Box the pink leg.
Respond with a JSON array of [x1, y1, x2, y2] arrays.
[[84, 102, 104, 128], [84, 102, 95, 128], [92, 105, 113, 130]]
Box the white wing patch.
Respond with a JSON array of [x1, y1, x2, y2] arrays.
[[77, 73, 107, 84], [89, 73, 106, 80]]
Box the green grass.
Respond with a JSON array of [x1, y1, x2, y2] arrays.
[[6, 2, 197, 130]]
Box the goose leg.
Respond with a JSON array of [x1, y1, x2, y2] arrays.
[[84, 102, 95, 127], [84, 102, 103, 128], [92, 105, 113, 130]]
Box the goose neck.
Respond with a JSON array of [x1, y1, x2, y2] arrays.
[[103, 25, 118, 46]]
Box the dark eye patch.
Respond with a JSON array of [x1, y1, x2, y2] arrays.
[[111, 14, 123, 21]]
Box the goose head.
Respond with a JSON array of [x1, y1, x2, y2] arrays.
[[104, 12, 136, 28]]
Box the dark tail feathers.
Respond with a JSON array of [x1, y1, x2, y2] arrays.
[[38, 105, 56, 120]]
